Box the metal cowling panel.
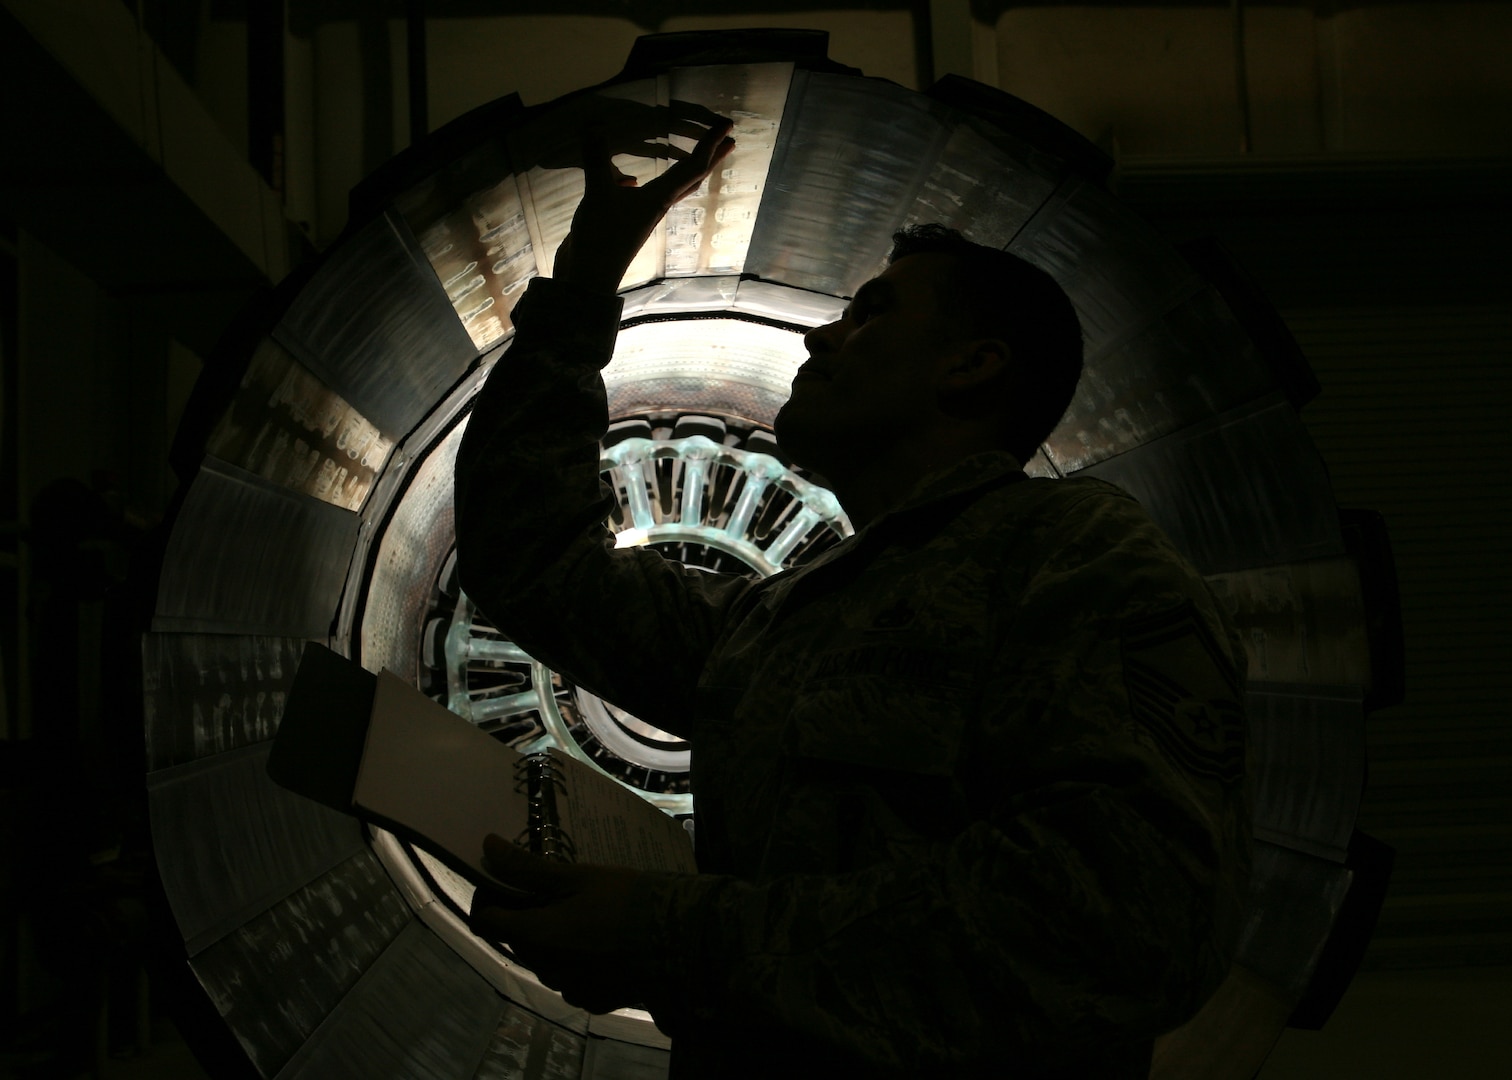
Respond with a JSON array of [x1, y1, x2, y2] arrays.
[[190, 850, 414, 1076], [1049, 282, 1279, 473], [274, 209, 480, 438], [1010, 174, 1200, 362], [744, 71, 951, 298], [1079, 395, 1344, 575], [1234, 840, 1355, 1001], [1245, 685, 1367, 863], [142, 632, 308, 772], [154, 457, 360, 637], [148, 744, 363, 957], [275, 922, 504, 1080]]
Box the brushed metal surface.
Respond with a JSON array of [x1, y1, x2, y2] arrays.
[[744, 71, 952, 298], [895, 113, 1062, 249], [1234, 840, 1353, 1001], [149, 744, 363, 956], [618, 275, 740, 321], [729, 277, 845, 327], [508, 81, 661, 293], [1010, 175, 1200, 363], [396, 137, 534, 352], [1078, 395, 1343, 574], [274, 209, 480, 437], [142, 632, 308, 771], [154, 458, 359, 637], [601, 319, 808, 431], [660, 63, 794, 279], [1246, 685, 1367, 862], [582, 1038, 671, 1080], [1047, 283, 1278, 473], [276, 922, 503, 1080], [471, 1000, 586, 1080], [206, 337, 395, 511], [1206, 557, 1371, 689], [366, 830, 597, 1042], [190, 850, 412, 1077]]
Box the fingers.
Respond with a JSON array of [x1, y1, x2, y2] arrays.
[[469, 900, 524, 943], [633, 140, 690, 160], [667, 98, 726, 127], [482, 834, 576, 897], [646, 118, 735, 204], [581, 128, 639, 188], [583, 105, 732, 171]]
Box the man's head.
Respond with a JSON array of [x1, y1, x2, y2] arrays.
[[773, 224, 1083, 483]]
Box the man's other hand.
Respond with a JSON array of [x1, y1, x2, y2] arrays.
[[469, 834, 656, 1014], [552, 102, 735, 294]]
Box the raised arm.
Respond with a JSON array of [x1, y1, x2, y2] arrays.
[[452, 107, 738, 734]]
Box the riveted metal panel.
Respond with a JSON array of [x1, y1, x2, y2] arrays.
[[1047, 283, 1277, 473], [1205, 556, 1371, 690], [895, 111, 1063, 250], [582, 1038, 671, 1080], [395, 137, 533, 354], [205, 336, 396, 512], [1010, 175, 1200, 363]]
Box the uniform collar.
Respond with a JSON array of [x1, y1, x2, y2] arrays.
[[858, 449, 1025, 535], [779, 451, 1027, 588]]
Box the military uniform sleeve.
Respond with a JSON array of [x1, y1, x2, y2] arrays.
[[452, 277, 753, 737], [635, 490, 1251, 1072]]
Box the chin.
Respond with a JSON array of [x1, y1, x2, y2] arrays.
[[775, 404, 858, 485], [772, 405, 817, 469]]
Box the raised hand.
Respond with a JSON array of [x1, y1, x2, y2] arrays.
[[552, 103, 735, 294]]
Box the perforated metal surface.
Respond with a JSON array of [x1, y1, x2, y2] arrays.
[[361, 423, 465, 682]]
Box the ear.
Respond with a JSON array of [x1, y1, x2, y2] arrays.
[[938, 339, 1012, 394]]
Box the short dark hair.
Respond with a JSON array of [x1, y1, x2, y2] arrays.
[[888, 223, 1083, 463]]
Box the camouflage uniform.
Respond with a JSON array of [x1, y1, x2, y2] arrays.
[[455, 278, 1251, 1079]]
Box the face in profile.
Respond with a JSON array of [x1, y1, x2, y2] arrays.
[[774, 252, 969, 480]]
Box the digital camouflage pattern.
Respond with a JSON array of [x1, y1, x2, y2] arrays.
[[455, 278, 1251, 1079]]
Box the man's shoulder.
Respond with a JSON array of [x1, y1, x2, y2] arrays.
[[994, 473, 1152, 535], [998, 475, 1205, 593]]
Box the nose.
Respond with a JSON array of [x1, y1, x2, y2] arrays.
[[803, 318, 843, 355]]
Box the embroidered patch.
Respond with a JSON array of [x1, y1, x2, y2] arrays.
[[1121, 604, 1245, 785]]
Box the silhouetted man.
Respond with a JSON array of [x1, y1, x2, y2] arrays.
[[454, 110, 1249, 1078]]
